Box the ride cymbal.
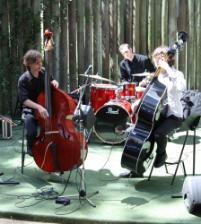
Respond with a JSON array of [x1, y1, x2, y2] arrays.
[[79, 74, 114, 83]]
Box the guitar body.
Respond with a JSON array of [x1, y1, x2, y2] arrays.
[[121, 78, 167, 175]]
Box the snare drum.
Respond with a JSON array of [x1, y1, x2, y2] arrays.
[[136, 86, 146, 99], [90, 84, 117, 112], [94, 99, 133, 144]]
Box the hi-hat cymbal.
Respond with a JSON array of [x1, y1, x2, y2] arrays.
[[79, 74, 114, 83]]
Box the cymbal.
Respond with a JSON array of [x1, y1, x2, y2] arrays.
[[79, 74, 114, 83], [131, 72, 149, 77]]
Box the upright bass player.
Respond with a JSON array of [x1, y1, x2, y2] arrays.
[[18, 49, 59, 156], [151, 46, 186, 168]]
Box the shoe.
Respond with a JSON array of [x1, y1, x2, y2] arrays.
[[154, 153, 167, 168], [120, 171, 143, 178]]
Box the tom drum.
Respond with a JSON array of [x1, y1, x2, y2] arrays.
[[90, 83, 117, 112]]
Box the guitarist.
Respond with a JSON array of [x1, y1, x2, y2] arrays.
[[150, 46, 186, 168]]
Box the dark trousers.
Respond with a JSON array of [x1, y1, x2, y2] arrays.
[[24, 112, 38, 152], [153, 115, 183, 155]]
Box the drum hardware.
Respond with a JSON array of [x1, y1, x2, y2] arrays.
[[115, 85, 124, 100], [70, 83, 91, 95]]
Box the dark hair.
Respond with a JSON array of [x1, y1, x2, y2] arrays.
[[23, 50, 42, 69]]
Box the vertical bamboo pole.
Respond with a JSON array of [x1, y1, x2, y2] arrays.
[[187, 0, 195, 89], [117, 0, 125, 46], [133, 0, 140, 52], [77, 0, 85, 85], [52, 0, 60, 82], [154, 0, 162, 47], [195, 0, 201, 89], [168, 0, 177, 45], [0, 0, 9, 113], [101, 0, 110, 78], [68, 0, 77, 91], [125, 0, 133, 45], [161, 0, 168, 45], [109, 0, 119, 82], [60, 0, 68, 91], [177, 0, 188, 77], [140, 0, 148, 54], [92, 0, 102, 75], [85, 0, 93, 70], [148, 0, 155, 54]]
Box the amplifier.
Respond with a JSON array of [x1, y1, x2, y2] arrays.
[[0, 117, 12, 139]]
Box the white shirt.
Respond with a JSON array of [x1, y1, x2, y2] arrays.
[[158, 66, 186, 118]]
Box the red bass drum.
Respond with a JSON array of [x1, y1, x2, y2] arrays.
[[94, 99, 134, 145]]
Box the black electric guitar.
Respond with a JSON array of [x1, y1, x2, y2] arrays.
[[121, 31, 188, 175]]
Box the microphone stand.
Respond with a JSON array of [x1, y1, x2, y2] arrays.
[[60, 65, 99, 207]]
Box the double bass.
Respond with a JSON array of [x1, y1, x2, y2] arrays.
[[32, 30, 87, 172], [121, 31, 188, 175]]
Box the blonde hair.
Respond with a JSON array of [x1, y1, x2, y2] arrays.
[[152, 46, 168, 59], [151, 46, 169, 66]]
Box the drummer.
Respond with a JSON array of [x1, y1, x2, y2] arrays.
[[119, 43, 155, 84]]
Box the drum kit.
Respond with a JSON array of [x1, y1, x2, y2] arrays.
[[73, 73, 146, 145]]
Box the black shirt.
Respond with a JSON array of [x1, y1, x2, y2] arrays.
[[18, 68, 46, 106], [119, 54, 155, 83]]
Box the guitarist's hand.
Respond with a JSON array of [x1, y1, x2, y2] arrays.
[[158, 59, 176, 79]]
